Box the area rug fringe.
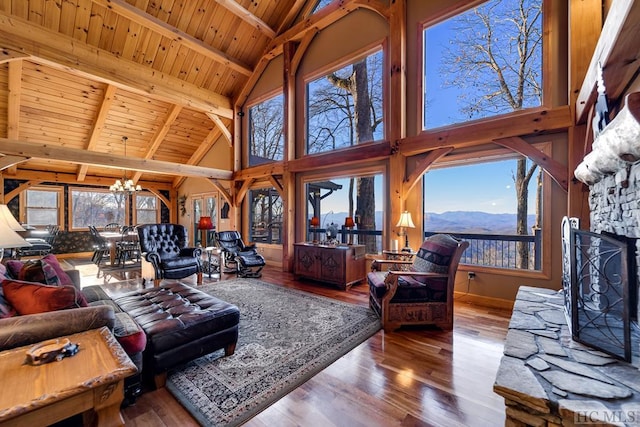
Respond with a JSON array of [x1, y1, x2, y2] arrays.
[[166, 278, 380, 427]]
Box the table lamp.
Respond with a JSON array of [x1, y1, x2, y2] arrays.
[[197, 216, 214, 247], [396, 211, 415, 253], [344, 216, 355, 245], [310, 217, 320, 243], [0, 204, 30, 262]]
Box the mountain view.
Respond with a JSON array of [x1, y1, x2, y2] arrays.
[[318, 211, 537, 235]]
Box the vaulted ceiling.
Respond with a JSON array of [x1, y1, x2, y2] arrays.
[[0, 0, 321, 193]]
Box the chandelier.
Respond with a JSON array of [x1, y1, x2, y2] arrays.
[[110, 136, 142, 195]]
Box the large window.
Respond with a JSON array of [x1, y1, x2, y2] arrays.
[[306, 49, 384, 154], [423, 0, 542, 130], [22, 187, 63, 226], [248, 93, 284, 166], [249, 188, 283, 244], [134, 193, 159, 225], [423, 153, 546, 271], [305, 174, 383, 254], [70, 189, 126, 230]]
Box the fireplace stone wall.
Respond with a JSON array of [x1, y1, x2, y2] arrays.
[[589, 162, 640, 283]]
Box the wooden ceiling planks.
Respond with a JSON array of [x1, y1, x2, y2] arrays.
[[0, 0, 316, 189]]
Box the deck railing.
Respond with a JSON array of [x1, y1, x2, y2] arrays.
[[306, 227, 542, 271]]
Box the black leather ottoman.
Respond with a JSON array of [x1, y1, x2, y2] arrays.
[[113, 282, 240, 387]]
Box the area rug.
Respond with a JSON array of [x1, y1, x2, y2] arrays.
[[166, 278, 381, 427]]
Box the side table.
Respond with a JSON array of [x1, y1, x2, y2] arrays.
[[0, 327, 137, 427], [203, 246, 221, 280]]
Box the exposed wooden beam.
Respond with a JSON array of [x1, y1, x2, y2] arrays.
[[233, 163, 285, 181], [207, 114, 232, 147], [400, 106, 572, 156], [213, 0, 276, 39], [575, 0, 640, 123], [267, 0, 389, 58], [290, 30, 318, 76], [93, 0, 253, 76], [287, 141, 392, 173], [207, 179, 233, 206], [403, 147, 453, 196], [494, 136, 568, 192], [0, 138, 232, 180], [0, 12, 234, 118], [267, 175, 284, 196], [235, 178, 254, 206], [2, 170, 172, 203], [131, 105, 183, 183], [78, 84, 118, 181], [0, 155, 27, 170], [277, 0, 309, 34], [0, 47, 28, 63]]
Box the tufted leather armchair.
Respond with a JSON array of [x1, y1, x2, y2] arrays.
[[137, 223, 203, 287]]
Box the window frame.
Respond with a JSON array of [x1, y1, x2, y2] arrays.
[[246, 89, 285, 168], [20, 186, 64, 228], [68, 187, 129, 232], [303, 41, 387, 157], [422, 142, 552, 279], [296, 162, 386, 253], [248, 187, 284, 245], [133, 192, 160, 225], [418, 0, 548, 134]]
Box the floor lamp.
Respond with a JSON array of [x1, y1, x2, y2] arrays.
[[0, 204, 30, 262], [197, 216, 214, 247], [396, 211, 416, 253]]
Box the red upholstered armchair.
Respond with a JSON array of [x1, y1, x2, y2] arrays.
[[367, 234, 469, 332]]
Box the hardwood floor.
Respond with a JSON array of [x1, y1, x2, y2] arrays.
[[70, 259, 512, 426]]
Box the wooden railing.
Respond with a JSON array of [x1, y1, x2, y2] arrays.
[[308, 227, 542, 271]]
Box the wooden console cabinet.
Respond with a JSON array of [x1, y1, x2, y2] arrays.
[[293, 243, 366, 290]]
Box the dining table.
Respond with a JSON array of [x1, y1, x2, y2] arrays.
[[99, 229, 138, 266]]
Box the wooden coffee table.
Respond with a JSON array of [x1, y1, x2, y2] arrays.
[[0, 327, 137, 427]]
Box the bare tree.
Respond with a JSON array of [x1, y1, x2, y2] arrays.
[[440, 0, 542, 268], [321, 58, 382, 251]]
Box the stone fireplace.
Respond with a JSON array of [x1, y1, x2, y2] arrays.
[[493, 93, 640, 426]]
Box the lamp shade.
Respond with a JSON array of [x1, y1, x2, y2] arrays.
[[0, 204, 25, 231], [197, 216, 214, 230], [0, 215, 30, 249], [344, 217, 355, 228], [395, 211, 416, 228], [310, 217, 320, 227]]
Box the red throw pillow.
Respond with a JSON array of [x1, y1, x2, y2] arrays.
[[1, 279, 87, 315]]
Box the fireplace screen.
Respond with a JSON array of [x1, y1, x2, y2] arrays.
[[570, 229, 632, 361]]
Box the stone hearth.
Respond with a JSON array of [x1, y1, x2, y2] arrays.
[[494, 286, 640, 427]]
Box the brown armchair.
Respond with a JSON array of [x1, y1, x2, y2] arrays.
[[367, 234, 469, 332]]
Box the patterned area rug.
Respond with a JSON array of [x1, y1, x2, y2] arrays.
[[166, 278, 381, 427]]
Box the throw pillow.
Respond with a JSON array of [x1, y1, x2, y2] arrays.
[[412, 234, 460, 274], [1, 279, 87, 315], [40, 254, 75, 287], [18, 260, 60, 286], [4, 260, 24, 279]]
